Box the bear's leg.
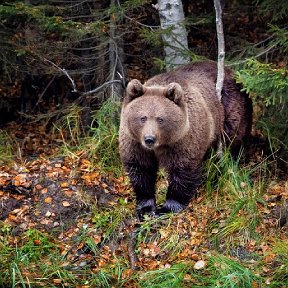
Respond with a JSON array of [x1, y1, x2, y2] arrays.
[[125, 162, 158, 219], [157, 166, 200, 214]]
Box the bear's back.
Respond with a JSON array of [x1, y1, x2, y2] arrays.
[[145, 61, 220, 110]]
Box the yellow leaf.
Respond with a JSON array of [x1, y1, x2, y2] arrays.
[[62, 201, 71, 207], [44, 197, 52, 203]]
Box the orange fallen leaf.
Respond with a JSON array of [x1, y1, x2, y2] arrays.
[[41, 188, 48, 194], [52, 279, 62, 284], [34, 239, 41, 245], [191, 253, 200, 261], [60, 182, 69, 188], [64, 190, 73, 197], [44, 197, 52, 203], [35, 184, 42, 190]]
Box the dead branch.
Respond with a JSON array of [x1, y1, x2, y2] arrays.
[[43, 57, 77, 92]]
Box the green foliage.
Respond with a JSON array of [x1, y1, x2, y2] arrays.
[[140, 27, 164, 47], [55, 104, 84, 146], [92, 205, 132, 245], [236, 59, 288, 154], [268, 241, 288, 287], [255, 0, 288, 21], [205, 149, 265, 240], [0, 130, 14, 163], [90, 99, 122, 174], [202, 254, 262, 287], [138, 263, 188, 288], [269, 25, 288, 54], [0, 227, 57, 287], [56, 99, 121, 175], [236, 59, 288, 107], [137, 254, 262, 288], [18, 229, 56, 263], [0, 3, 84, 36]]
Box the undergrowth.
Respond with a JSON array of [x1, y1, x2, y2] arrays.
[[0, 130, 14, 163], [55, 99, 122, 176], [1, 107, 287, 288], [205, 149, 266, 243]]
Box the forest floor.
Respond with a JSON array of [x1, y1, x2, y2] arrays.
[[0, 121, 288, 287]]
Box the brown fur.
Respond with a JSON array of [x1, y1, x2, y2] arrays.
[[119, 61, 252, 217]]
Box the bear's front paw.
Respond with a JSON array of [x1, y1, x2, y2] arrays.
[[136, 199, 157, 220], [157, 199, 186, 215]]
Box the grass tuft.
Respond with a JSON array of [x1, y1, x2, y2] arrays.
[[205, 149, 266, 243], [0, 130, 14, 163], [55, 99, 122, 176]]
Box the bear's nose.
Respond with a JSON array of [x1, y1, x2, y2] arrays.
[[144, 135, 155, 146]]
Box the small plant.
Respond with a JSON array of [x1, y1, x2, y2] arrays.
[[192, 254, 262, 287], [55, 99, 122, 175], [137, 262, 189, 288], [0, 130, 14, 163], [265, 240, 288, 287], [89, 98, 122, 174], [0, 228, 59, 287], [92, 205, 132, 245], [205, 149, 265, 243], [54, 104, 84, 146]]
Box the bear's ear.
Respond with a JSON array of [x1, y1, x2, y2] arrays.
[[165, 82, 184, 106], [125, 79, 145, 102]]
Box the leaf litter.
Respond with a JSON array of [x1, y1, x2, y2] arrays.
[[0, 122, 287, 287]]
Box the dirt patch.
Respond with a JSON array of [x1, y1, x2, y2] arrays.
[[0, 157, 119, 234]]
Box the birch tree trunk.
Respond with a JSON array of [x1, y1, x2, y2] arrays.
[[157, 0, 190, 69], [214, 0, 225, 101]]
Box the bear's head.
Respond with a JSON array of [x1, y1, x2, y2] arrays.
[[122, 79, 190, 150]]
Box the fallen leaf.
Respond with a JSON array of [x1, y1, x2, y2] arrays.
[[44, 197, 52, 204], [194, 260, 206, 270], [60, 182, 69, 188], [52, 279, 62, 284], [191, 253, 199, 261], [41, 188, 48, 194], [45, 211, 52, 217], [62, 201, 71, 207]]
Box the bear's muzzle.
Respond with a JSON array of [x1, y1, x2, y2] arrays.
[[143, 135, 156, 149]]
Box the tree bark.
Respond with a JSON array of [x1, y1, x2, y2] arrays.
[[157, 0, 190, 70], [214, 0, 225, 101], [108, 0, 125, 99]]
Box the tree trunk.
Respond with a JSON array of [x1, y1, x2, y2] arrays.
[[214, 0, 225, 101], [108, 0, 125, 99], [157, 0, 190, 69]]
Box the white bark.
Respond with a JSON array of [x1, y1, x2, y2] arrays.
[[157, 0, 190, 69], [214, 0, 225, 101]]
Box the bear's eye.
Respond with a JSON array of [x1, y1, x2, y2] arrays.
[[140, 116, 147, 123], [156, 117, 164, 124]]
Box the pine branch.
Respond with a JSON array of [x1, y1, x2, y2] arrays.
[[214, 0, 225, 101]]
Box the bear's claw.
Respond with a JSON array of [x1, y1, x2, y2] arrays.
[[136, 199, 157, 220], [156, 199, 186, 214]]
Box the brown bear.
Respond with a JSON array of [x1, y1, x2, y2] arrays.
[[119, 61, 252, 218]]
